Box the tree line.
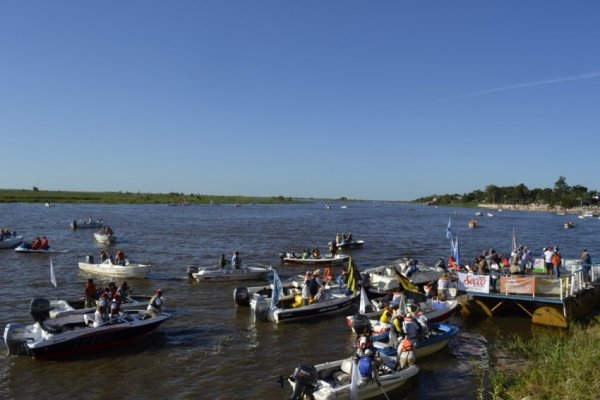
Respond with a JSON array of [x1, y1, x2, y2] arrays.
[[415, 176, 599, 209]]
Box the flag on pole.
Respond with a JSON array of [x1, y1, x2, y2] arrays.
[[396, 270, 420, 293], [359, 286, 369, 314], [346, 257, 358, 294], [512, 228, 518, 253], [446, 218, 453, 240], [270, 269, 282, 311], [452, 236, 461, 267], [50, 258, 57, 287], [349, 359, 360, 400]]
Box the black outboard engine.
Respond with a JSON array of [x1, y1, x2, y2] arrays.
[[350, 314, 371, 335], [85, 255, 94, 263], [187, 265, 199, 278], [30, 298, 50, 323], [289, 364, 318, 400], [233, 287, 249, 306]]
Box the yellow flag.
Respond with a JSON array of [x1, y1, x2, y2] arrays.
[[346, 257, 357, 293], [396, 270, 420, 293]]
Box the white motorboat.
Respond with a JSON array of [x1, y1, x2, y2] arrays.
[[189, 263, 273, 282], [361, 258, 445, 294], [94, 232, 116, 243], [14, 244, 68, 254], [281, 253, 350, 266], [288, 358, 419, 400], [4, 298, 170, 360], [78, 258, 151, 279], [70, 219, 104, 229], [0, 235, 24, 249], [49, 295, 151, 318]]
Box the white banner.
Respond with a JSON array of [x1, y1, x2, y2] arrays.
[[458, 272, 489, 293]]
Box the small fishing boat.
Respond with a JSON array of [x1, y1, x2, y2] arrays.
[[188, 263, 273, 282], [564, 221, 576, 229], [330, 239, 365, 250], [94, 232, 116, 244], [288, 358, 418, 400], [361, 258, 445, 295], [468, 219, 479, 228], [281, 253, 350, 266], [70, 219, 104, 229], [14, 244, 68, 254], [0, 235, 24, 249], [4, 298, 170, 360], [371, 322, 460, 359], [78, 258, 151, 279]]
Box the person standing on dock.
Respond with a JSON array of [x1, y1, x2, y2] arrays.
[[543, 247, 554, 277], [580, 249, 592, 283]]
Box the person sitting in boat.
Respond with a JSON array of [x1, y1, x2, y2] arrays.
[[329, 240, 337, 257], [404, 258, 418, 277], [347, 232, 353, 242], [114, 250, 126, 265], [355, 329, 374, 358], [147, 289, 164, 317], [397, 336, 416, 370], [358, 349, 382, 386], [94, 292, 110, 327], [219, 253, 228, 268], [31, 237, 42, 250], [423, 282, 436, 298], [388, 308, 404, 348], [301, 271, 312, 306], [99, 249, 109, 262], [335, 233, 342, 245], [41, 236, 49, 250], [311, 247, 321, 258], [322, 266, 334, 285], [336, 268, 349, 288], [301, 249, 310, 260], [415, 311, 429, 337], [402, 313, 420, 344], [84, 278, 98, 308], [108, 281, 118, 299], [109, 294, 122, 319], [379, 305, 394, 324], [232, 251, 241, 269], [116, 281, 132, 298]]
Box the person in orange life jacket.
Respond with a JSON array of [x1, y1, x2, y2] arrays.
[[41, 236, 49, 250], [31, 237, 42, 250], [109, 293, 122, 318], [84, 278, 98, 308], [147, 289, 164, 317], [552, 247, 562, 278], [114, 250, 126, 265], [397, 336, 416, 370], [358, 349, 382, 386]]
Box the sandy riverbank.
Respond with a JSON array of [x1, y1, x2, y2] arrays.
[[477, 203, 599, 215]]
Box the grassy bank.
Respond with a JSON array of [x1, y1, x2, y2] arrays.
[[486, 319, 600, 400], [0, 189, 309, 205]]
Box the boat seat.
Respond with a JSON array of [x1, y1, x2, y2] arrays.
[[333, 359, 354, 385]]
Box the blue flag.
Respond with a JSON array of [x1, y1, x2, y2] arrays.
[[446, 218, 453, 240]]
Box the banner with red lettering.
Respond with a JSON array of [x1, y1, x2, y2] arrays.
[[457, 272, 489, 293]]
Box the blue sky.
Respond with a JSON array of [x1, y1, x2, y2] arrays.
[[1, 1, 599, 201]]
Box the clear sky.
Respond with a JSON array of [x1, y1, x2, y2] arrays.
[[2, 1, 599, 201]]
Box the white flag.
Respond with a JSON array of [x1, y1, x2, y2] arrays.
[[50, 258, 57, 287], [359, 286, 369, 314], [350, 359, 360, 400]]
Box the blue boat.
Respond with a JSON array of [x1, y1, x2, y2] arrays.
[[371, 322, 460, 359]]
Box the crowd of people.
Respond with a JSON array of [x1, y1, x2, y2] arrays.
[[98, 249, 128, 265], [0, 228, 18, 240], [83, 278, 164, 327]]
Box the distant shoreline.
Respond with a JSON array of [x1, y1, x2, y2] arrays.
[[474, 203, 600, 215]]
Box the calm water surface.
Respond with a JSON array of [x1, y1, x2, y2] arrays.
[[1, 202, 598, 399]]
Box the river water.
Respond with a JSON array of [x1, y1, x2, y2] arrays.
[[0, 202, 598, 399]]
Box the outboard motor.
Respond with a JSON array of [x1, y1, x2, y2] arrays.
[[187, 265, 199, 278], [350, 314, 371, 335], [85, 255, 94, 263], [289, 364, 318, 400], [233, 287, 249, 306], [30, 298, 50, 323], [251, 294, 269, 320]]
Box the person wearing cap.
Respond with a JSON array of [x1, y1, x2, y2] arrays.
[[580, 249, 592, 283], [84, 278, 98, 308], [147, 289, 164, 317], [109, 293, 122, 319]]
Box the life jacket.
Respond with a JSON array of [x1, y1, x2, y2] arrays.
[[358, 357, 373, 377], [356, 335, 373, 353], [399, 339, 413, 352]]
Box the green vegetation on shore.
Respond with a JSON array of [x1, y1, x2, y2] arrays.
[[0, 188, 359, 205], [484, 319, 600, 400], [415, 176, 599, 210]]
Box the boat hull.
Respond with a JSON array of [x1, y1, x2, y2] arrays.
[[78, 262, 150, 279], [282, 255, 349, 266]]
